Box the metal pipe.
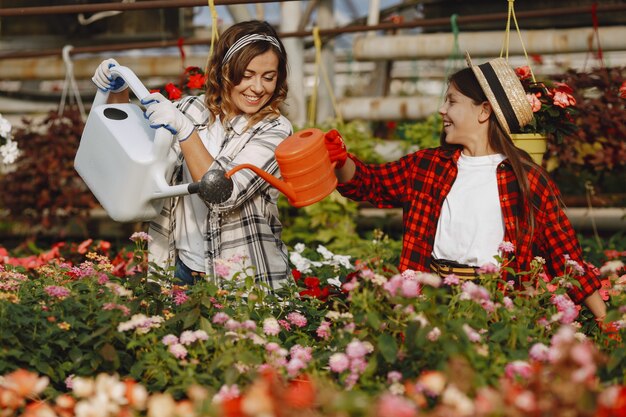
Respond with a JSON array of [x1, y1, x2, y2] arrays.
[[353, 26, 626, 61], [0, 0, 297, 16], [2, 4, 626, 60], [338, 96, 438, 121]]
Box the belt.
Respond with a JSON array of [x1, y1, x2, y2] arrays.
[[430, 258, 478, 279]]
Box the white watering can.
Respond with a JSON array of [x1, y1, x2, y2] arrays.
[[74, 66, 232, 223]]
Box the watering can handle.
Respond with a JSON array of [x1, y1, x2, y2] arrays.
[[90, 65, 152, 108]]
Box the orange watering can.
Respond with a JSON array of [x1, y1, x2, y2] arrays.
[[226, 128, 338, 207]]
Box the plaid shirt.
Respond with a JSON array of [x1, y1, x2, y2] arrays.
[[337, 147, 601, 304], [149, 95, 292, 290]]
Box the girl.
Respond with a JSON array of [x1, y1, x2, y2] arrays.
[[324, 55, 606, 318]]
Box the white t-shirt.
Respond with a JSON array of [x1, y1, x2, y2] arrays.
[[432, 152, 506, 266], [175, 123, 222, 272]]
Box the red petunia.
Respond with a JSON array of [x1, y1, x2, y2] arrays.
[[164, 83, 182, 100], [186, 73, 206, 90], [515, 66, 532, 81]]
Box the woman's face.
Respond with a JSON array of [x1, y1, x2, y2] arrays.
[[439, 83, 491, 153], [230, 49, 279, 115]]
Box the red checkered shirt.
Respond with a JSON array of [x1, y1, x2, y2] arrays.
[[337, 147, 601, 304]]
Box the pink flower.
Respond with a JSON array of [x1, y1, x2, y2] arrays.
[[387, 371, 402, 384], [212, 384, 240, 404], [179, 330, 197, 345], [443, 274, 460, 286], [505, 360, 532, 380], [278, 319, 291, 331], [401, 278, 420, 298], [526, 93, 542, 112], [129, 232, 152, 243], [427, 327, 441, 341], [316, 321, 331, 340], [462, 324, 482, 343], [263, 317, 281, 336], [290, 345, 313, 362], [168, 343, 188, 359], [552, 90, 576, 108], [498, 241, 515, 254], [44, 285, 71, 299], [477, 263, 499, 275], [265, 342, 281, 353], [376, 393, 417, 417], [346, 340, 369, 359], [286, 358, 306, 377], [214, 260, 231, 279], [172, 289, 189, 305], [162, 334, 179, 346], [286, 312, 308, 328], [329, 353, 350, 373], [241, 320, 256, 331], [194, 330, 208, 341], [212, 312, 230, 324]]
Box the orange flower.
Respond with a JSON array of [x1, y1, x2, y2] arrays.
[[77, 238, 93, 254], [284, 375, 316, 409], [1, 369, 49, 398]]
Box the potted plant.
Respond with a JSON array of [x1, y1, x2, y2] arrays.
[[512, 65, 579, 166]]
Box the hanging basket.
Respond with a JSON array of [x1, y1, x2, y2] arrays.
[[510, 133, 547, 165]]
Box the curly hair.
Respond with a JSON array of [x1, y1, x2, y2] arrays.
[[204, 20, 288, 130]]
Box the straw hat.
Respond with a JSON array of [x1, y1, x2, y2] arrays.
[[466, 53, 534, 134]]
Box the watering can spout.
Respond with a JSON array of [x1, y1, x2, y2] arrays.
[[226, 164, 297, 202], [224, 128, 338, 208]]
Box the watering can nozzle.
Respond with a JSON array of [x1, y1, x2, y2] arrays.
[[189, 167, 234, 205]]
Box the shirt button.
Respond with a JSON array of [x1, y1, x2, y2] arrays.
[[499, 163, 505, 168], [502, 197, 507, 201]]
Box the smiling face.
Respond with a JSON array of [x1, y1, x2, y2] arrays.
[[229, 50, 279, 115], [439, 83, 493, 155]]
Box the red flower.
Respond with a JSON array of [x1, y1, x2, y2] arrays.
[[619, 81, 626, 99], [77, 239, 93, 255], [515, 66, 533, 81], [304, 276, 320, 288], [164, 83, 182, 100], [291, 269, 302, 282], [186, 73, 206, 90]]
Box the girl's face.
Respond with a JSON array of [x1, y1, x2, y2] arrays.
[[230, 50, 279, 115], [439, 83, 491, 154]]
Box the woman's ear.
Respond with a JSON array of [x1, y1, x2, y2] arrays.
[[479, 101, 492, 123]]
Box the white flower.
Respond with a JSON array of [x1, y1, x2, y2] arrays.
[[0, 113, 11, 139], [0, 140, 20, 165]]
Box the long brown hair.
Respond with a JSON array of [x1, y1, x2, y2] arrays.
[[442, 67, 542, 237], [204, 20, 288, 129]]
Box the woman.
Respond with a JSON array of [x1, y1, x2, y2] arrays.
[[324, 56, 606, 318], [92, 20, 292, 290]]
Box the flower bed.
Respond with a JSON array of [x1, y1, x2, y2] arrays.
[[0, 234, 625, 416]]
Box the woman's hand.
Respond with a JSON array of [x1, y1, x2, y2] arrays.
[[91, 58, 127, 93], [141, 93, 195, 142]]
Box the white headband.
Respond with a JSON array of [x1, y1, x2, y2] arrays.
[[222, 33, 282, 64]]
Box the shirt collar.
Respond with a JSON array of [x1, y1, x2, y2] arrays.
[[225, 115, 249, 135]]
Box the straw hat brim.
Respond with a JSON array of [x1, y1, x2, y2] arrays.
[[466, 53, 533, 134]]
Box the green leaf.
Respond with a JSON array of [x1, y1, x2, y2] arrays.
[[366, 311, 381, 329], [377, 333, 398, 364]]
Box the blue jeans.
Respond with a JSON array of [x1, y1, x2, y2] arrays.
[[174, 257, 205, 286]]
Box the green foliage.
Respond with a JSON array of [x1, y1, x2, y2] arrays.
[[396, 114, 442, 150]]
